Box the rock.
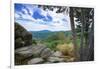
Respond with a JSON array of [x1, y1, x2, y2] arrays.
[[47, 57, 64, 63], [52, 51, 63, 57], [40, 48, 53, 58], [15, 22, 32, 49], [64, 57, 75, 62], [15, 45, 53, 59], [15, 46, 34, 65], [28, 58, 44, 64], [15, 46, 33, 57], [31, 45, 46, 55], [15, 45, 53, 65], [44, 62, 52, 64], [32, 45, 53, 58]]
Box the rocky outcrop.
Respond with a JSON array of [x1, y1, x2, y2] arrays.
[[15, 22, 32, 49], [15, 44, 53, 65], [15, 44, 75, 65], [15, 22, 33, 65], [15, 46, 33, 58], [15, 45, 53, 59]]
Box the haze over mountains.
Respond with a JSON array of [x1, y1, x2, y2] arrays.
[[30, 30, 71, 40]]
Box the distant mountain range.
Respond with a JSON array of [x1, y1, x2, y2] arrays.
[[36, 30, 52, 33], [29, 30, 72, 40]]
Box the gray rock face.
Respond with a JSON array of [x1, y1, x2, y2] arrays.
[[15, 22, 33, 65], [40, 48, 53, 58], [15, 22, 32, 49], [31, 45, 53, 58], [15, 45, 53, 65], [15, 46, 33, 58], [15, 45, 53, 58], [28, 58, 44, 64], [31, 45, 46, 55]]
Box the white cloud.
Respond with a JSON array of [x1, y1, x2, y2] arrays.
[[16, 19, 70, 31], [24, 4, 38, 16], [15, 11, 35, 22], [22, 8, 28, 14], [15, 13, 21, 18], [15, 4, 71, 31], [16, 20, 49, 31]]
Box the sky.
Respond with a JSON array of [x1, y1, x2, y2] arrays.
[[14, 3, 71, 31]]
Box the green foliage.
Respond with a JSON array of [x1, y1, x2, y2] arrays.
[[42, 32, 72, 50], [31, 30, 74, 51], [32, 39, 37, 45], [44, 42, 57, 51]]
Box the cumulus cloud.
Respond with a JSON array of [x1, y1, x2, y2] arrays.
[[15, 4, 71, 31]]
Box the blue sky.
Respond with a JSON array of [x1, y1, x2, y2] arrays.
[[15, 3, 71, 31]]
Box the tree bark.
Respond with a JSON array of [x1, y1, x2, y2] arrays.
[[69, 7, 79, 61], [87, 9, 94, 60], [79, 9, 85, 61]]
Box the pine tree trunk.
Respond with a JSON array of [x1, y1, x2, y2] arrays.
[[69, 7, 79, 61], [88, 22, 94, 61], [87, 10, 94, 60], [79, 9, 85, 61]]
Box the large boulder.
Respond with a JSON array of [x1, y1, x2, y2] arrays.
[[31, 45, 53, 58], [15, 45, 53, 58], [15, 46, 33, 58], [15, 22, 32, 49], [15, 45, 53, 65], [15, 46, 34, 65]]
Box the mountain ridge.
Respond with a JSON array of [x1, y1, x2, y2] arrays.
[[29, 30, 72, 40]]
